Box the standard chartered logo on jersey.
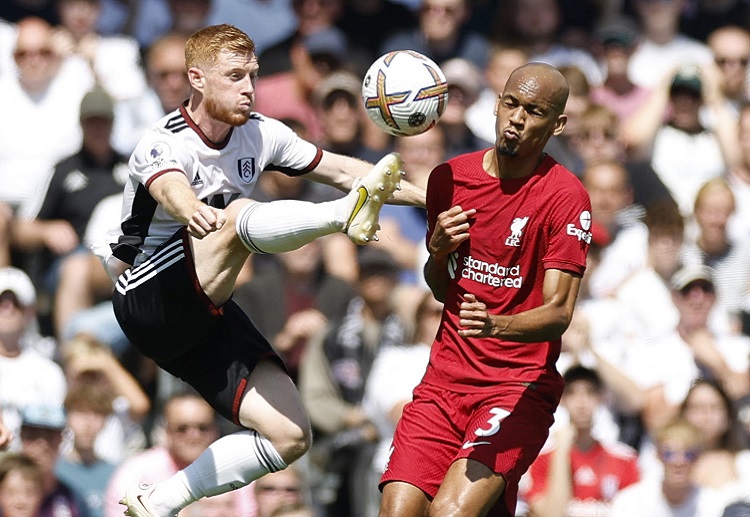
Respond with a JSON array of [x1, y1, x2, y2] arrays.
[[448, 252, 523, 288]]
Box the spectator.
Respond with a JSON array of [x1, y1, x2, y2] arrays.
[[730, 104, 750, 247], [589, 16, 651, 124], [337, 0, 417, 63], [680, 1, 750, 43], [59, 333, 150, 464], [233, 240, 355, 383], [678, 379, 750, 494], [609, 418, 725, 517], [438, 57, 491, 158], [19, 404, 83, 517], [12, 85, 127, 341], [104, 389, 257, 517], [0, 453, 45, 517], [258, 0, 361, 78], [112, 32, 190, 156], [248, 169, 359, 284], [55, 383, 117, 517], [582, 160, 649, 300], [627, 0, 713, 89], [492, 0, 602, 86], [253, 465, 309, 517], [465, 44, 529, 145], [299, 247, 407, 516], [376, 126, 445, 288], [361, 290, 441, 516], [53, 0, 146, 101], [311, 70, 381, 163], [0, 17, 89, 213], [0, 267, 66, 451], [622, 64, 735, 217], [543, 65, 590, 173], [525, 365, 640, 517], [624, 264, 750, 437], [207, 0, 296, 56], [707, 26, 750, 119], [380, 0, 490, 70], [681, 178, 750, 333], [568, 104, 673, 208], [254, 29, 350, 145]]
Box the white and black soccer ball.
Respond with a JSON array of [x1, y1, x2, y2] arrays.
[[361, 50, 449, 137]]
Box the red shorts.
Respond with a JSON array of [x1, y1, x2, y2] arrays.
[[379, 381, 560, 516]]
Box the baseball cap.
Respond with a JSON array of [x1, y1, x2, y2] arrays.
[[594, 17, 639, 48], [21, 404, 66, 430], [670, 264, 716, 291], [313, 70, 361, 107], [79, 85, 114, 120], [302, 28, 347, 60], [723, 501, 750, 517], [441, 58, 483, 105], [0, 266, 36, 307], [357, 247, 400, 278], [670, 64, 702, 95]]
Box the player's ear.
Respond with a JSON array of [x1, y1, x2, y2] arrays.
[[188, 67, 205, 90], [552, 113, 567, 136]]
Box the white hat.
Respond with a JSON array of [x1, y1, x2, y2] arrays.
[[670, 264, 715, 291], [0, 267, 36, 307]]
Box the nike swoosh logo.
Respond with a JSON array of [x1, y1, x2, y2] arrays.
[[462, 440, 491, 449], [345, 186, 369, 228]]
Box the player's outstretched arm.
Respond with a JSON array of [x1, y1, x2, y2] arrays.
[[458, 269, 581, 342], [424, 206, 475, 302], [148, 171, 226, 238], [304, 150, 426, 207]]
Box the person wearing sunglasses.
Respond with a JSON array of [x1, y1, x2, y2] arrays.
[[623, 264, 750, 437], [610, 417, 726, 517]]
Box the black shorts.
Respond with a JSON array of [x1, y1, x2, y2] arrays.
[[112, 228, 284, 425]]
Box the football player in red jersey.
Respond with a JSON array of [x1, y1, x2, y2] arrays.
[[378, 62, 592, 517]]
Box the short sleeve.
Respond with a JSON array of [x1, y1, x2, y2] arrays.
[[130, 130, 192, 189]]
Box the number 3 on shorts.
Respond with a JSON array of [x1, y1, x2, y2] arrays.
[[475, 407, 511, 437]]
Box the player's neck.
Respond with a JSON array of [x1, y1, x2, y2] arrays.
[[485, 149, 545, 179], [186, 100, 232, 144]]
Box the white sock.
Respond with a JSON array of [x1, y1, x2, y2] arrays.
[[235, 196, 353, 254], [149, 430, 287, 514]]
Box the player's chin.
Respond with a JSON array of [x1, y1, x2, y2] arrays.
[[497, 141, 520, 157]]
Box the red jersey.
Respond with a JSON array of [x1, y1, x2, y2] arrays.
[[422, 151, 591, 392], [525, 441, 640, 516]]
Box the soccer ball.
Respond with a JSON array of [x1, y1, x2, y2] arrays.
[[361, 50, 449, 137]]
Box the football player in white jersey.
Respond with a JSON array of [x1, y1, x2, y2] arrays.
[[102, 24, 425, 517]]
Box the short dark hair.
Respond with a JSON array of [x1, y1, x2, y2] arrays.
[[563, 365, 602, 391]]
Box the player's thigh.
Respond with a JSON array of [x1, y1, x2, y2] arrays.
[[379, 481, 431, 517], [189, 198, 254, 303], [238, 357, 311, 444], [431, 458, 506, 517]]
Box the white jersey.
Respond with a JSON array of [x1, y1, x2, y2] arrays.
[[104, 106, 321, 264]]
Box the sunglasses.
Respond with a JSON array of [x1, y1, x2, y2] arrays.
[[715, 57, 750, 68], [257, 484, 300, 493], [660, 447, 700, 463], [679, 281, 714, 296], [168, 422, 214, 434], [14, 48, 54, 60]]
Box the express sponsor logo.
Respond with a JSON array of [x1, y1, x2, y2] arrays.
[[566, 210, 592, 243]]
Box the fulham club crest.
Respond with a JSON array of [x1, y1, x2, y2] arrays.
[[237, 157, 256, 183]]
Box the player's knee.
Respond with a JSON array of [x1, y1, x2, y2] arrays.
[[428, 499, 466, 517], [274, 421, 312, 464]]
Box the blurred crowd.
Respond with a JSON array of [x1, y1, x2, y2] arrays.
[[1, 0, 750, 516]]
